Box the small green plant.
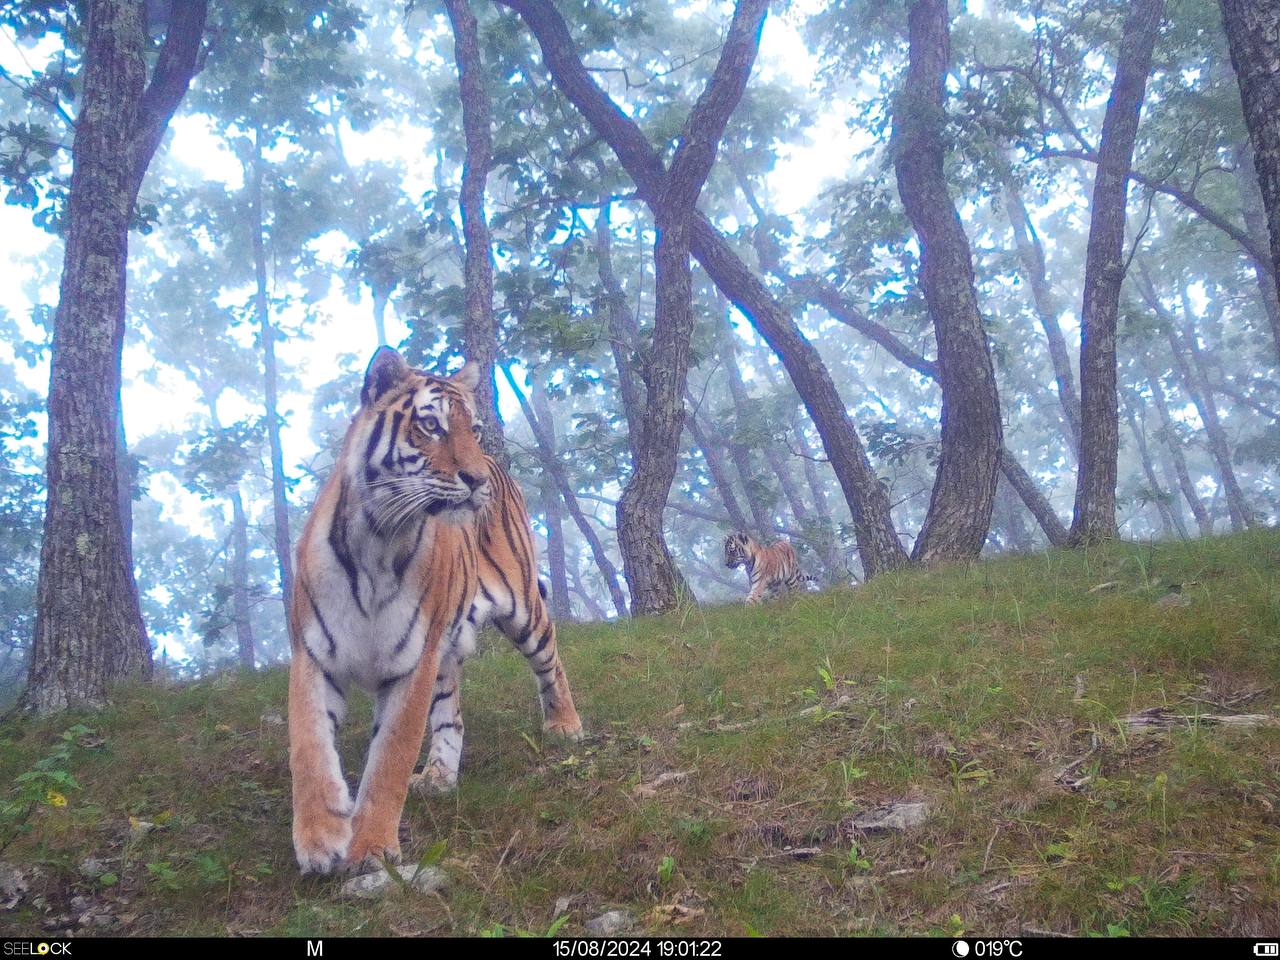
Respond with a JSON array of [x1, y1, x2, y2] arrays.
[[846, 844, 872, 872], [817, 657, 836, 693], [658, 855, 676, 885], [0, 724, 93, 854], [947, 757, 993, 792]]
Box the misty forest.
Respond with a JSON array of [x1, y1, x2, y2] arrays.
[[2, 0, 1280, 938]]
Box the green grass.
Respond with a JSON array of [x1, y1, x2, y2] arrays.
[[1, 531, 1278, 936]]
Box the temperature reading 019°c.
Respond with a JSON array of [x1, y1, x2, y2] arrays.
[[955, 941, 1024, 958]]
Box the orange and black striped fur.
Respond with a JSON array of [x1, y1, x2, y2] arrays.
[[724, 532, 815, 603], [288, 346, 582, 874]]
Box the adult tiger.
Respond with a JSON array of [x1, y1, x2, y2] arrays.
[[723, 532, 816, 603], [289, 346, 582, 874]]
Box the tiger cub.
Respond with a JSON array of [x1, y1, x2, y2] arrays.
[[724, 532, 815, 603], [288, 346, 582, 874]]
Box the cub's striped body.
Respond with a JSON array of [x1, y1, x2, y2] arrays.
[[289, 347, 581, 874], [724, 532, 815, 604]]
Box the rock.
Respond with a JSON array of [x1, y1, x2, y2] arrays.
[[553, 895, 575, 916], [1155, 592, 1191, 610], [0, 862, 30, 909], [128, 819, 155, 841], [339, 865, 447, 899], [261, 712, 286, 726], [845, 800, 930, 833], [585, 909, 633, 936], [632, 770, 693, 799], [78, 857, 109, 879]]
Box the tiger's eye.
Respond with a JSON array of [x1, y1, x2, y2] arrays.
[[420, 414, 440, 434]]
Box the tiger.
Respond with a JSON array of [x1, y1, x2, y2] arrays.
[[288, 345, 582, 875], [723, 532, 816, 603]]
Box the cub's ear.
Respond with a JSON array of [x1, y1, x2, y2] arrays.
[[451, 360, 481, 393], [361, 346, 412, 407]]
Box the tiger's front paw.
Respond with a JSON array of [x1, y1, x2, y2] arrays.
[[344, 811, 402, 873], [293, 807, 353, 875], [410, 762, 458, 797], [543, 714, 584, 742]]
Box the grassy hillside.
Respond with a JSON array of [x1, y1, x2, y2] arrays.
[[1, 531, 1278, 937]]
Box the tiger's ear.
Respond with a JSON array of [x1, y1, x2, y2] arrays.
[[362, 346, 412, 407], [451, 360, 481, 393]]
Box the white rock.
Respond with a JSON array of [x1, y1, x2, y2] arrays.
[[339, 865, 447, 899], [585, 910, 632, 936], [846, 800, 930, 833]]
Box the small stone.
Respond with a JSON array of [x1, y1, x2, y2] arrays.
[[78, 857, 108, 878], [0, 862, 30, 908], [261, 712, 286, 726], [845, 800, 930, 833], [128, 820, 155, 841], [585, 909, 633, 936], [339, 865, 447, 899], [1155, 592, 1191, 609], [554, 895, 575, 916]]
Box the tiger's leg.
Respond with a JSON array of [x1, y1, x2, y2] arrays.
[[288, 645, 353, 874], [412, 642, 467, 795], [345, 639, 443, 870], [498, 592, 582, 740]]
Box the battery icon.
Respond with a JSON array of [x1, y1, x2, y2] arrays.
[[1255, 945, 1278, 956]]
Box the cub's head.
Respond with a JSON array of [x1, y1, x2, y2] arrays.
[[724, 532, 752, 569], [351, 346, 492, 530]]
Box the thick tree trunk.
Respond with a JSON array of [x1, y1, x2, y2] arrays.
[[893, 0, 1004, 564], [445, 0, 508, 466], [250, 133, 295, 611], [498, 0, 911, 579], [532, 377, 572, 621], [1003, 176, 1081, 453], [614, 0, 767, 615], [25, 0, 207, 714], [1070, 0, 1164, 544], [502, 365, 630, 618], [1221, 0, 1280, 335]]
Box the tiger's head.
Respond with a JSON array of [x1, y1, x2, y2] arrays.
[[724, 532, 753, 569], [350, 346, 493, 531]]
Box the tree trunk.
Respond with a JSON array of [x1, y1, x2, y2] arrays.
[[1142, 355, 1214, 537], [614, 0, 767, 615], [501, 364, 630, 618], [685, 405, 754, 533], [1124, 402, 1181, 540], [715, 314, 777, 535], [372, 285, 390, 348], [1070, 0, 1164, 544], [595, 201, 647, 447], [1233, 138, 1280, 356], [569, 559, 605, 621], [893, 0, 1004, 564], [25, 0, 207, 714], [1220, 0, 1280, 335], [498, 0, 911, 579], [250, 131, 295, 611], [532, 376, 572, 621], [445, 0, 508, 467], [229, 486, 257, 669], [1002, 176, 1081, 453], [999, 451, 1070, 547]]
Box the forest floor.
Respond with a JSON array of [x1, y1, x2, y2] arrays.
[[1, 530, 1279, 937]]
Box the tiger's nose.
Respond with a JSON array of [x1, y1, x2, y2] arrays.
[[459, 470, 486, 491]]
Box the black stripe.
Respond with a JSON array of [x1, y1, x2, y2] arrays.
[[363, 410, 387, 466], [433, 720, 462, 734], [381, 412, 404, 469], [327, 480, 367, 617], [305, 583, 339, 658], [529, 628, 552, 657], [430, 686, 456, 709], [378, 668, 414, 692], [327, 710, 339, 739], [323, 670, 345, 700]]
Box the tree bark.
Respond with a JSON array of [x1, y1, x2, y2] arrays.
[[1070, 0, 1164, 544], [612, 0, 767, 615], [250, 131, 295, 612], [25, 0, 207, 714], [893, 0, 1004, 564], [1124, 401, 1181, 540], [445, 0, 508, 466], [497, 0, 911, 579], [1220, 0, 1280, 337], [501, 364, 630, 618], [998, 450, 1070, 547], [595, 201, 647, 447], [685, 405, 754, 534]]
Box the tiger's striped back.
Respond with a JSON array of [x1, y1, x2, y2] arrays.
[[723, 532, 814, 603]]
